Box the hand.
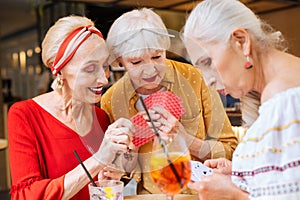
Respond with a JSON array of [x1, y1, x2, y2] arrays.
[[204, 158, 232, 175], [188, 172, 246, 200], [94, 118, 135, 165], [142, 106, 180, 141], [98, 166, 123, 181]]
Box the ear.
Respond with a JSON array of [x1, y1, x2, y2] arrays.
[[57, 71, 64, 79], [116, 57, 125, 69], [231, 28, 251, 55]]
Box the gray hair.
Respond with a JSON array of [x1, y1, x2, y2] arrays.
[[183, 0, 287, 51], [106, 8, 172, 62]]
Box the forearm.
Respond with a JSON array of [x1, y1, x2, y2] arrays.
[[232, 186, 249, 200], [180, 126, 211, 161], [122, 148, 139, 173], [62, 155, 104, 200]]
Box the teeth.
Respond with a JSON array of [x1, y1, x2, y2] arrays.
[[89, 87, 102, 92]]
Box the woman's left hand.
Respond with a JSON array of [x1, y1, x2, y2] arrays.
[[188, 172, 247, 200], [141, 105, 180, 139], [98, 166, 123, 181]]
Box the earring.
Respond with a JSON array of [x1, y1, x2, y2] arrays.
[[244, 56, 253, 69], [56, 77, 64, 89]]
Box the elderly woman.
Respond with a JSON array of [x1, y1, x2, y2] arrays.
[[183, 0, 300, 199], [8, 16, 134, 200], [101, 8, 238, 194]]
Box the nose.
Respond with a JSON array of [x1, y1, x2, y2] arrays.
[[142, 62, 156, 75], [97, 68, 109, 85]]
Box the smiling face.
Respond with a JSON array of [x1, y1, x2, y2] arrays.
[[185, 36, 251, 98], [60, 37, 109, 104], [119, 49, 166, 95]]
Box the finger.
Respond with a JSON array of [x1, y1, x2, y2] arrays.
[[146, 121, 162, 128], [203, 159, 219, 168], [151, 106, 170, 119], [106, 127, 132, 138], [109, 118, 135, 131], [109, 143, 128, 153], [109, 134, 131, 145], [187, 181, 204, 191], [104, 171, 122, 180], [142, 110, 161, 121]]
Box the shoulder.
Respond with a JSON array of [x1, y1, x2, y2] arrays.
[[8, 99, 35, 114], [261, 76, 300, 103], [166, 59, 204, 86], [167, 59, 195, 71]]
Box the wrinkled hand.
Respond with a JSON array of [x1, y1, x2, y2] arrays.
[[94, 118, 135, 165], [204, 158, 232, 175], [188, 172, 242, 200], [141, 106, 180, 141], [98, 166, 123, 181]]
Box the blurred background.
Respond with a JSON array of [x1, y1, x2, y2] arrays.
[[0, 0, 300, 198]]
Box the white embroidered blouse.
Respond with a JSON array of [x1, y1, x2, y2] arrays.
[[232, 86, 300, 199]]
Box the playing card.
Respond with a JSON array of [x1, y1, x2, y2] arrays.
[[144, 91, 185, 118], [191, 160, 213, 182], [131, 91, 185, 147], [131, 114, 155, 147]]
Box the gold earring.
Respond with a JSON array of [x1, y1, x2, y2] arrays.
[[57, 77, 64, 89]]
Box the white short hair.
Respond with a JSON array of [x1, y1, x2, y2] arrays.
[[106, 8, 172, 61]]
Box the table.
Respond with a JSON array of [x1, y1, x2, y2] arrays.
[[0, 139, 8, 150], [125, 194, 199, 200]]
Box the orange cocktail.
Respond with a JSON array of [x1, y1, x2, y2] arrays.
[[150, 152, 191, 197]]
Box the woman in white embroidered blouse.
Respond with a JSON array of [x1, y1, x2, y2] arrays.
[[183, 0, 300, 199]]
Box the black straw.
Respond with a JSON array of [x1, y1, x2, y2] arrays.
[[139, 96, 183, 188], [73, 150, 97, 187]]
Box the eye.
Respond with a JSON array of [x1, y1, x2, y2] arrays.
[[85, 64, 96, 73], [196, 57, 212, 67], [103, 62, 109, 70], [152, 55, 161, 60], [131, 60, 141, 65], [201, 57, 212, 67]]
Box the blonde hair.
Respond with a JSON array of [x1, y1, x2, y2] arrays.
[[106, 8, 171, 61], [41, 15, 95, 68], [183, 0, 287, 51]]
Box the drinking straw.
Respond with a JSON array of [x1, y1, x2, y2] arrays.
[[139, 96, 182, 187], [73, 150, 97, 187]]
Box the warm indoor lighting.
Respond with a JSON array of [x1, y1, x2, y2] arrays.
[[27, 49, 33, 57], [35, 64, 42, 74], [28, 65, 34, 75], [34, 46, 41, 54], [12, 53, 18, 68], [19, 51, 26, 74]]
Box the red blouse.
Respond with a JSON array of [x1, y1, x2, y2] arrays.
[[8, 99, 110, 199]]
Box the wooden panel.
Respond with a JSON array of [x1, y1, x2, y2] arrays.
[[247, 1, 292, 13], [170, 1, 202, 12], [116, 0, 188, 9]]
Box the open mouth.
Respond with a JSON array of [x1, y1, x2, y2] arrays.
[[143, 75, 157, 83], [217, 89, 227, 96], [88, 86, 103, 95]]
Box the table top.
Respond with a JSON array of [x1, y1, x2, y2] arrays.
[[125, 194, 199, 200], [0, 139, 8, 150]]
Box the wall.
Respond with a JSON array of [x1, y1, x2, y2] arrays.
[[260, 6, 300, 56]]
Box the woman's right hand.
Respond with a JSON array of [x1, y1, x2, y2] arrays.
[[94, 118, 135, 165], [204, 158, 232, 175], [98, 166, 123, 181]]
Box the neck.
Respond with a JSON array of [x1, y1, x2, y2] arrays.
[[252, 49, 281, 94]]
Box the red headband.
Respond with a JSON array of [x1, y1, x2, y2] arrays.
[[50, 25, 103, 76]]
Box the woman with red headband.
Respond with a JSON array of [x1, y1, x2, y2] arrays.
[[8, 16, 134, 200]]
